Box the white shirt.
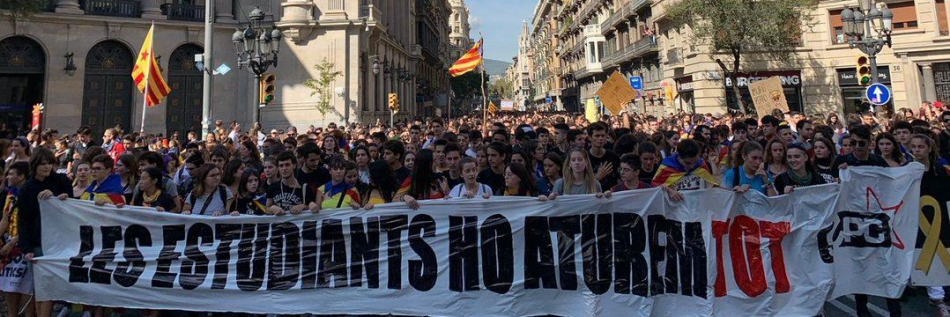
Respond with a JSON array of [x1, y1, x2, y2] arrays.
[[449, 183, 493, 198]]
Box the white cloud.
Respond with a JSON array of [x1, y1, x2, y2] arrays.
[[469, 15, 481, 30]]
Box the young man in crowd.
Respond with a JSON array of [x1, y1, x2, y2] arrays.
[[383, 140, 411, 185], [295, 142, 330, 192], [587, 122, 620, 190], [652, 139, 719, 191]]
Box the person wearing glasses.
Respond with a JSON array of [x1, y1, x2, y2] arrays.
[[832, 125, 888, 176]]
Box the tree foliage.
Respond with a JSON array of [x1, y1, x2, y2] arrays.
[[665, 0, 815, 114], [450, 70, 488, 101], [489, 76, 515, 100], [304, 58, 343, 117], [0, 0, 48, 18]]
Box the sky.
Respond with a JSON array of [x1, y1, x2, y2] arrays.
[[467, 0, 538, 62]]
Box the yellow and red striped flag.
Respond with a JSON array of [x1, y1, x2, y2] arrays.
[[449, 38, 483, 77], [488, 101, 498, 116], [132, 24, 172, 107]]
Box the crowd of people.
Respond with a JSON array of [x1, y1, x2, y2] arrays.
[[0, 102, 949, 316]]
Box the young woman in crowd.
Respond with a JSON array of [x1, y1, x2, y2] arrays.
[[182, 164, 230, 216], [322, 134, 341, 162], [722, 142, 770, 195], [317, 157, 360, 210], [19, 148, 72, 317], [544, 148, 605, 200], [361, 160, 399, 210], [812, 137, 839, 183], [661, 130, 680, 158], [509, 149, 530, 171], [221, 158, 245, 197], [718, 140, 745, 176], [503, 162, 537, 197], [227, 169, 267, 216], [351, 145, 372, 184], [262, 156, 280, 187], [636, 142, 660, 185], [6, 137, 31, 166], [403, 151, 417, 172], [116, 154, 138, 202], [536, 153, 563, 196], [772, 144, 825, 195], [82, 154, 126, 206], [476, 145, 488, 171], [238, 140, 263, 172], [874, 133, 906, 167], [449, 157, 493, 199], [764, 138, 788, 183], [525, 140, 546, 180], [397, 149, 447, 209], [129, 167, 177, 212]]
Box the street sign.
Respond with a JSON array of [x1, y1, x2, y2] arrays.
[[629, 76, 643, 90], [545, 97, 552, 104], [865, 83, 892, 106]]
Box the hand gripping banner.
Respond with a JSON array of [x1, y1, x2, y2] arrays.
[[32, 165, 925, 316]]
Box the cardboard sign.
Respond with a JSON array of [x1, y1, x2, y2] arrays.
[[596, 71, 639, 116], [748, 76, 789, 118]]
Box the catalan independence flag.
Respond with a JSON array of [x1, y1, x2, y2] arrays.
[[449, 38, 483, 77], [80, 174, 127, 205], [651, 154, 720, 188], [131, 24, 172, 107]]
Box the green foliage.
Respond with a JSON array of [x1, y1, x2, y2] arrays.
[[303, 58, 343, 117], [450, 70, 487, 101], [0, 0, 48, 18], [489, 76, 515, 100], [665, 0, 814, 113]]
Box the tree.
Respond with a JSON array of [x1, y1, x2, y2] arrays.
[[665, 0, 814, 115], [0, 0, 48, 18], [303, 58, 343, 117], [489, 76, 515, 100], [450, 70, 488, 102]]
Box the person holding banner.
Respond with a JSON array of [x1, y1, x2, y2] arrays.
[[812, 137, 839, 183], [503, 162, 537, 197], [360, 160, 399, 210], [610, 154, 651, 192], [449, 157, 492, 199], [182, 164, 231, 216], [772, 144, 826, 195], [129, 167, 177, 213], [316, 157, 360, 210], [266, 151, 319, 215], [0, 162, 33, 317], [80, 154, 127, 207], [226, 169, 267, 216], [17, 148, 71, 317], [544, 148, 606, 200], [396, 149, 448, 209], [721, 141, 772, 195], [875, 132, 907, 167], [909, 133, 950, 309], [535, 153, 562, 196]]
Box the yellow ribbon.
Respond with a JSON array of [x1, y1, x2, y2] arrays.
[[916, 195, 950, 274]]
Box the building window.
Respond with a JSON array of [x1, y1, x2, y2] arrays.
[[890, 1, 918, 30], [829, 9, 848, 44], [938, 0, 949, 36]]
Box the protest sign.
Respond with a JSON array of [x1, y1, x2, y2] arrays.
[[748, 76, 789, 118], [596, 71, 638, 116]]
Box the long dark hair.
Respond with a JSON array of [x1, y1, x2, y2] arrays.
[[408, 149, 438, 199], [222, 158, 244, 187], [237, 169, 263, 198], [240, 140, 262, 166], [191, 164, 220, 198], [28, 147, 57, 179], [507, 162, 537, 196], [367, 160, 398, 202], [874, 133, 904, 164]]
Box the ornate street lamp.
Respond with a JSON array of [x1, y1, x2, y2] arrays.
[[232, 6, 282, 124], [841, 1, 893, 84]]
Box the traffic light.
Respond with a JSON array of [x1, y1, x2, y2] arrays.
[[388, 92, 400, 113], [856, 56, 872, 86], [259, 73, 276, 105]]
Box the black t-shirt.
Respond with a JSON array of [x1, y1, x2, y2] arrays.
[[266, 181, 317, 212], [230, 193, 268, 215], [588, 148, 620, 190], [477, 168, 506, 194], [639, 165, 659, 186], [774, 171, 827, 192], [831, 153, 889, 176], [131, 191, 177, 211], [395, 166, 412, 186], [295, 167, 331, 192]]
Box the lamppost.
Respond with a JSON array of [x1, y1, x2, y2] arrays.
[[232, 6, 282, 125], [840, 0, 893, 84]]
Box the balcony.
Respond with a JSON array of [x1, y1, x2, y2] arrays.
[[82, 0, 140, 17], [162, 3, 203, 22], [625, 0, 650, 16], [584, 24, 602, 37], [633, 36, 658, 55], [360, 4, 382, 22], [601, 7, 627, 32]]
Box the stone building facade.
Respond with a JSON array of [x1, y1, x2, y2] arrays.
[[0, 0, 452, 136]]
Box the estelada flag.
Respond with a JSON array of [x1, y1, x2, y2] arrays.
[[132, 24, 172, 107], [651, 153, 720, 188], [449, 39, 483, 77], [488, 101, 498, 116]]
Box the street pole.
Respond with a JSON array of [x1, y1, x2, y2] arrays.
[[254, 75, 261, 125], [201, 0, 214, 136]]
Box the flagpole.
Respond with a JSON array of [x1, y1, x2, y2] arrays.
[[140, 22, 153, 134], [478, 35, 487, 136]]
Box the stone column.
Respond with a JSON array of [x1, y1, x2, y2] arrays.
[[214, 0, 235, 23], [141, 0, 165, 20], [922, 63, 939, 103], [55, 0, 84, 14]]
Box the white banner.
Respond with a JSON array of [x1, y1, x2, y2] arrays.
[[32, 165, 927, 316]]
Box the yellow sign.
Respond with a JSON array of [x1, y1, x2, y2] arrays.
[[585, 98, 599, 123], [596, 71, 639, 116], [748, 76, 789, 118]]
